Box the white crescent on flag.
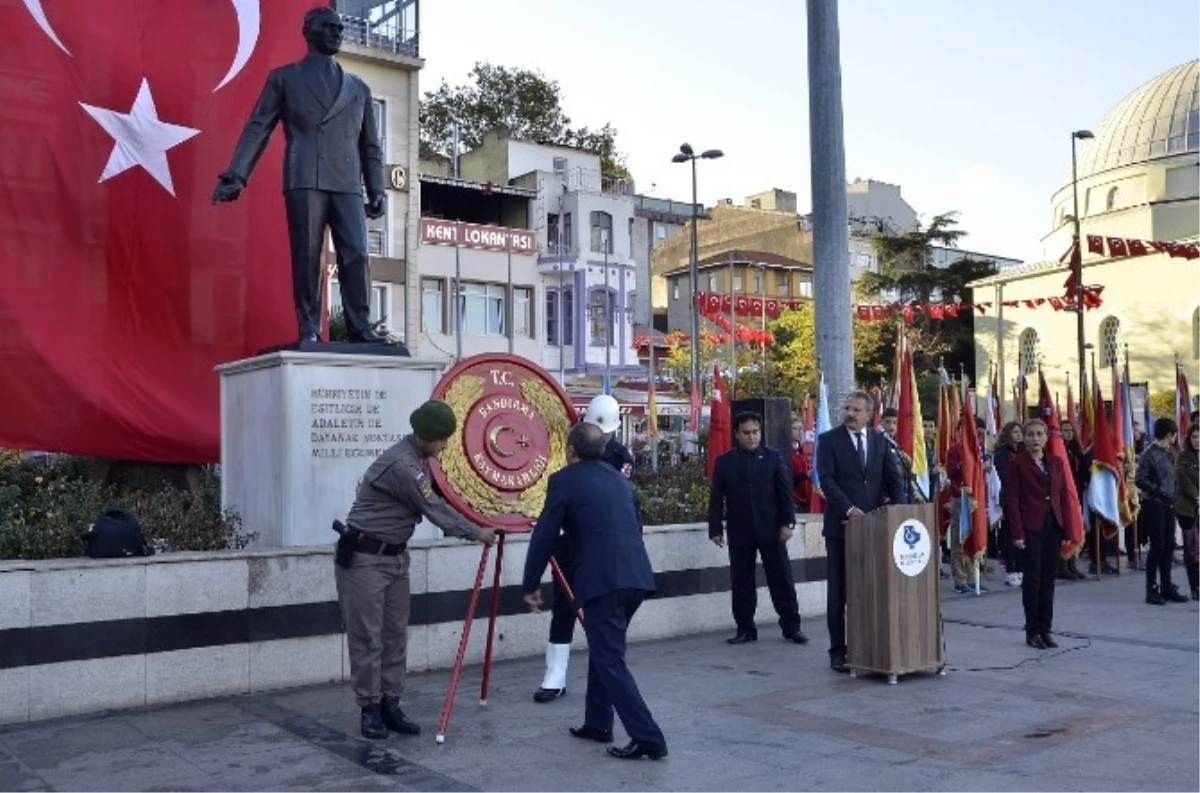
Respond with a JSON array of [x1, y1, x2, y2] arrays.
[[21, 0, 260, 92]]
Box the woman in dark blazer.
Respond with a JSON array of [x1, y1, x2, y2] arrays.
[[1004, 419, 1075, 649]]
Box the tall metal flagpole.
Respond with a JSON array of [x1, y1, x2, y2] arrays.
[[728, 252, 736, 396], [807, 0, 854, 402], [649, 342, 659, 471], [604, 230, 612, 387], [454, 245, 462, 362], [506, 242, 514, 354]]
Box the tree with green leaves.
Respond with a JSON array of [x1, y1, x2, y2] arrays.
[[854, 212, 998, 376], [769, 302, 890, 401], [420, 63, 631, 181]]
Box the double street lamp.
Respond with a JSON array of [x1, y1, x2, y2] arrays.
[[672, 143, 723, 395], [1069, 129, 1094, 395]]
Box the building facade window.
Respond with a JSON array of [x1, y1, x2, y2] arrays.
[[330, 280, 389, 329], [453, 282, 506, 336], [672, 282, 679, 300], [589, 288, 615, 346], [654, 223, 668, 243], [545, 288, 573, 346], [799, 280, 813, 298], [590, 211, 613, 254], [513, 287, 532, 338], [1019, 329, 1040, 375], [547, 213, 563, 254], [752, 272, 762, 294], [1099, 316, 1122, 367], [1105, 186, 1120, 211], [777, 276, 790, 297], [733, 274, 743, 291], [421, 278, 443, 333]]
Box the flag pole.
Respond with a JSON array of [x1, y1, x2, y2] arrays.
[[1124, 342, 1139, 572], [649, 342, 658, 472]]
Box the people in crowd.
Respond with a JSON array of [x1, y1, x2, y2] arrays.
[[1004, 419, 1074, 650], [946, 416, 992, 594], [992, 421, 1025, 587], [1058, 421, 1090, 580], [790, 416, 811, 511], [1136, 418, 1188, 604], [1174, 422, 1199, 601]]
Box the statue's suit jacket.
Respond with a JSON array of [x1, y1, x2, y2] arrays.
[[225, 55, 384, 197]]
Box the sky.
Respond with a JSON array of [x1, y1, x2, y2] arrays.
[[418, 0, 1198, 265]]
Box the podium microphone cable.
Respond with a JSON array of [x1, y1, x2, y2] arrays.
[[939, 617, 1093, 673]]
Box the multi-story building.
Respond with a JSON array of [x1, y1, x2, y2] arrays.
[[663, 250, 814, 337], [455, 129, 642, 380], [327, 1, 422, 341], [630, 196, 701, 331]]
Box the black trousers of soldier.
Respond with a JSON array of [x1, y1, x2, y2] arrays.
[[728, 541, 801, 636]]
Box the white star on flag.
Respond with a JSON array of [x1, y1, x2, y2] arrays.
[[80, 79, 200, 196]]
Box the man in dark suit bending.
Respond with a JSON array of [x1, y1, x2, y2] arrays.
[[816, 390, 907, 673], [523, 422, 667, 761]]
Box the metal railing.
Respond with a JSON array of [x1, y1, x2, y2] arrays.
[[340, 14, 419, 57]]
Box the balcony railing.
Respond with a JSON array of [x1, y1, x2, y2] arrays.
[[339, 12, 419, 57]]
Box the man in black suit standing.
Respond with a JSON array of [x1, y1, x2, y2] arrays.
[[816, 390, 906, 673], [213, 6, 386, 345], [523, 422, 667, 761], [708, 412, 808, 646]]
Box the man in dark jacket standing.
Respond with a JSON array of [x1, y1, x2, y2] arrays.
[[708, 412, 808, 646], [523, 422, 667, 761], [816, 390, 906, 672]]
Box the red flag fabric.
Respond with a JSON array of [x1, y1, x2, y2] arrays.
[[0, 0, 312, 462], [1107, 237, 1128, 257], [1178, 364, 1193, 452], [1127, 239, 1148, 256], [706, 365, 731, 478], [1086, 235, 1105, 254], [1066, 379, 1077, 432], [897, 346, 915, 458], [958, 391, 989, 561], [1038, 371, 1085, 556]]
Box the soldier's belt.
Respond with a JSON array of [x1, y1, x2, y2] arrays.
[[354, 534, 407, 556]]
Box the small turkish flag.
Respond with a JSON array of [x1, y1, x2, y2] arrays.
[[1107, 237, 1129, 257], [1179, 243, 1200, 260], [1050, 297, 1064, 311], [871, 306, 886, 320], [1087, 235, 1105, 254], [1127, 239, 1148, 256], [928, 304, 944, 320], [856, 305, 871, 321]]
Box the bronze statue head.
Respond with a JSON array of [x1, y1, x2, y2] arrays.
[[303, 7, 344, 56]]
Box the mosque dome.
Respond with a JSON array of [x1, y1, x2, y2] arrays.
[[1075, 60, 1198, 180]]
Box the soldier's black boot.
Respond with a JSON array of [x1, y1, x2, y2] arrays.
[[360, 704, 388, 740], [380, 696, 421, 735]]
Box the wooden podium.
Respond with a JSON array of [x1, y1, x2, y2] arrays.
[[845, 503, 944, 683]]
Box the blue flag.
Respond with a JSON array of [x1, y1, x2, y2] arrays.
[[810, 372, 832, 493]]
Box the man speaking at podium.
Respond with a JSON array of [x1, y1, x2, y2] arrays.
[[816, 390, 907, 673]]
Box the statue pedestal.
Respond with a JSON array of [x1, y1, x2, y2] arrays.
[[216, 351, 449, 547]]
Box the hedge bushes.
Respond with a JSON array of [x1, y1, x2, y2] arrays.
[[0, 457, 252, 561], [632, 458, 710, 526]]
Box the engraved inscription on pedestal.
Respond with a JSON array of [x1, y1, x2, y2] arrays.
[[307, 387, 404, 461]]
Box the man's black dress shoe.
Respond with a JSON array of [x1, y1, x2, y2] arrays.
[[533, 687, 566, 703], [783, 631, 809, 645], [1026, 633, 1046, 649], [380, 696, 421, 735], [360, 704, 388, 740], [607, 740, 667, 760], [830, 654, 849, 673], [568, 725, 613, 743], [349, 329, 387, 344], [726, 631, 757, 645], [1040, 633, 1059, 649]]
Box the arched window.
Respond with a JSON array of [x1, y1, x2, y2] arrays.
[[1019, 329, 1040, 375], [1193, 308, 1199, 360], [1099, 316, 1122, 367], [1105, 186, 1120, 211], [589, 288, 615, 347]]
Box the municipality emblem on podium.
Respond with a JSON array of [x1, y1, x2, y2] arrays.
[[430, 353, 577, 530]]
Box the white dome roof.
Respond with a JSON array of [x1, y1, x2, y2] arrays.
[[1075, 60, 1198, 179]]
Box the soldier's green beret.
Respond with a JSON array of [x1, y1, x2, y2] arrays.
[[411, 400, 457, 441]]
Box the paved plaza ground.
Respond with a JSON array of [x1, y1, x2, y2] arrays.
[[1, 567, 1197, 792]]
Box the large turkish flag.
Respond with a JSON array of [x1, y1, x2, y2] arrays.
[[0, 0, 312, 462]]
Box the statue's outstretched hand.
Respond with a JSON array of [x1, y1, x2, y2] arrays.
[[212, 173, 245, 204], [365, 193, 386, 220]]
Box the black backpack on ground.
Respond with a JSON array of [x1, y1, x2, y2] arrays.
[[85, 509, 153, 558]]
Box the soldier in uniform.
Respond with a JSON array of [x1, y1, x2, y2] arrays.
[[336, 400, 495, 739], [532, 394, 634, 703]]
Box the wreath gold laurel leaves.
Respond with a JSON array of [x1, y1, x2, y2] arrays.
[[438, 374, 571, 519]]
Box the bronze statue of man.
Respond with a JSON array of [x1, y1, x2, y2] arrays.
[[213, 6, 386, 345]]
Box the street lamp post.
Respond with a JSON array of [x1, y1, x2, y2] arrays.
[[1070, 129, 1094, 398], [672, 143, 723, 394]]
